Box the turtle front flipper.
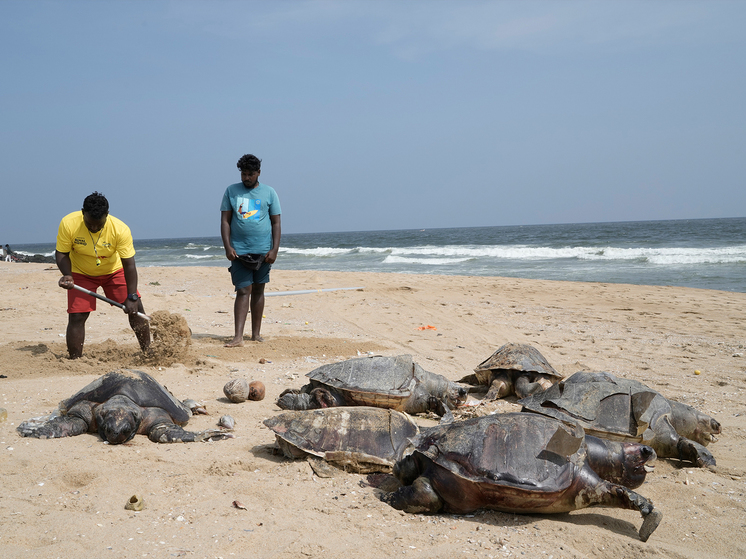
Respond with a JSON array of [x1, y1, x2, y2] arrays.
[[147, 423, 234, 443], [514, 373, 553, 399], [677, 437, 716, 468], [381, 476, 443, 514], [591, 481, 662, 542], [277, 390, 316, 410], [18, 400, 95, 439], [639, 510, 663, 543], [17, 414, 89, 439], [486, 372, 513, 399]]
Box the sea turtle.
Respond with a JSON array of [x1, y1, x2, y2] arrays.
[[266, 405, 653, 488], [277, 355, 467, 418], [16, 370, 232, 444], [380, 412, 662, 542], [458, 343, 562, 399], [519, 371, 721, 468], [264, 406, 420, 473]]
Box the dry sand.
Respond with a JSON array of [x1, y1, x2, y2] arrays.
[[0, 262, 744, 559]]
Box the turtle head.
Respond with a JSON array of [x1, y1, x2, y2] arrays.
[[446, 384, 468, 409], [94, 396, 143, 444], [310, 387, 341, 408], [585, 436, 657, 490], [420, 383, 467, 416], [392, 454, 420, 486], [669, 400, 721, 446]]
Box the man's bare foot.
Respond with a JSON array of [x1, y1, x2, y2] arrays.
[[251, 335, 265, 342], [224, 338, 245, 348]]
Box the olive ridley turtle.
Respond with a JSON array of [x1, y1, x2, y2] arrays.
[[17, 370, 232, 444], [459, 343, 562, 399], [380, 412, 661, 541], [277, 355, 467, 418], [519, 371, 721, 467]]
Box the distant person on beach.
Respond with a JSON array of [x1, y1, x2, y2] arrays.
[[3, 244, 11, 262], [55, 192, 151, 359], [220, 153, 282, 346]]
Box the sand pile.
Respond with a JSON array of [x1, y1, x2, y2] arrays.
[[139, 310, 191, 366]]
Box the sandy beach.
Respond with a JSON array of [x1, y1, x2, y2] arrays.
[[1, 261, 744, 559]]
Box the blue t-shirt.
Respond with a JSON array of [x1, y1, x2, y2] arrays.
[[221, 181, 281, 254]]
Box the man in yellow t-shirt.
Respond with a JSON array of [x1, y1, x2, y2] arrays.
[[55, 192, 150, 358]]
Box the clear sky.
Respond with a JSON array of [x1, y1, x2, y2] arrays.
[[2, 0, 744, 244]]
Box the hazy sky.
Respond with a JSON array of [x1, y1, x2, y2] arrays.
[[2, 0, 744, 243]]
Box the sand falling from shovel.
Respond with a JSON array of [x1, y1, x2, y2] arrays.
[[140, 310, 192, 366]]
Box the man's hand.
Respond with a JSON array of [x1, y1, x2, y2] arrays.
[[58, 275, 74, 290], [225, 246, 237, 261], [123, 298, 140, 315], [265, 248, 279, 264]]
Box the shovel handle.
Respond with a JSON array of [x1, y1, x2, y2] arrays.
[[71, 284, 151, 321]]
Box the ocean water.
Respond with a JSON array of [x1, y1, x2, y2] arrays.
[[11, 217, 746, 293]]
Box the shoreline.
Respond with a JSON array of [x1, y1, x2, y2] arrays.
[[1, 262, 745, 558]]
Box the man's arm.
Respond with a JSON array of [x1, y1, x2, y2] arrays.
[[56, 250, 74, 289], [221, 210, 237, 261], [265, 214, 282, 264], [121, 257, 140, 314]]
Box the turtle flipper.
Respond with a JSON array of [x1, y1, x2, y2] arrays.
[[595, 483, 662, 541], [148, 423, 234, 443], [485, 372, 513, 399], [277, 390, 315, 410], [639, 509, 663, 542], [381, 476, 443, 514], [193, 428, 235, 442], [514, 375, 548, 399], [677, 437, 716, 468], [17, 414, 89, 439]]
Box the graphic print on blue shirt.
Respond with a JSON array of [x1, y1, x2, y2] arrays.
[[238, 197, 261, 220]]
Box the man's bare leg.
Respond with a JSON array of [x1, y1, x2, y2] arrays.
[[67, 312, 89, 358], [250, 283, 266, 342], [225, 285, 250, 347]]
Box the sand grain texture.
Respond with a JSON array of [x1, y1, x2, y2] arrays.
[[1, 263, 744, 558]]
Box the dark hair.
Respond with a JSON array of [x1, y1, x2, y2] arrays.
[[82, 192, 109, 219], [237, 154, 262, 173]]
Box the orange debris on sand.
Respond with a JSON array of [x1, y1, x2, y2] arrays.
[[416, 325, 437, 330]]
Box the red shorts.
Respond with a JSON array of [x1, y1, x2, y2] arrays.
[[67, 269, 135, 314]]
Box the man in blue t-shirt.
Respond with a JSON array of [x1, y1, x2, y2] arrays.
[[220, 154, 282, 346]]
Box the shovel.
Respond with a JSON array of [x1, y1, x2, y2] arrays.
[[71, 284, 151, 321]]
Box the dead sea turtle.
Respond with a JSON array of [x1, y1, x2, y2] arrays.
[[16, 370, 232, 444], [459, 343, 562, 399], [380, 412, 661, 542], [264, 406, 420, 473], [519, 371, 721, 468], [266, 405, 652, 487], [277, 355, 467, 418]]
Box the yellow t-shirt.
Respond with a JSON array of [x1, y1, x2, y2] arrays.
[[56, 211, 136, 276]]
